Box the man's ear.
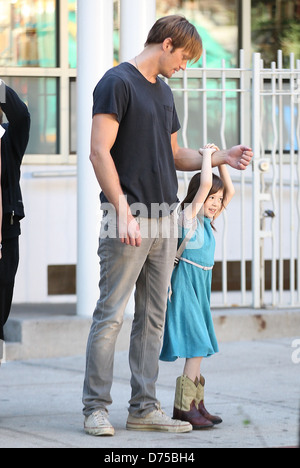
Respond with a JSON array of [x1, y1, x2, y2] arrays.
[[162, 37, 174, 52]]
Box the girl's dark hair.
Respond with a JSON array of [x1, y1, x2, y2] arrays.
[[180, 173, 226, 229]]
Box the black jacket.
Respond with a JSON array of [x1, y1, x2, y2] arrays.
[[0, 85, 31, 228]]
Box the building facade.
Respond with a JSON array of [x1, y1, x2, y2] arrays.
[[0, 0, 299, 312]]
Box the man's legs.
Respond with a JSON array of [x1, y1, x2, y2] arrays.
[[83, 213, 192, 434], [82, 214, 154, 417], [129, 216, 177, 417]]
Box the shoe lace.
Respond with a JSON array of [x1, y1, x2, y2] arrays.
[[93, 409, 109, 425], [154, 404, 168, 420]]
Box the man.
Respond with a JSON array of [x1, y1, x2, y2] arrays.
[[0, 81, 30, 352], [83, 15, 253, 436]]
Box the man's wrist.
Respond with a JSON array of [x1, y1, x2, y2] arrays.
[[211, 149, 228, 168]]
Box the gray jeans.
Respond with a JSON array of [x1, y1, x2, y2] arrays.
[[82, 211, 177, 417]]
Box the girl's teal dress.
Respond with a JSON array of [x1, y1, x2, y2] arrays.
[[160, 215, 219, 362]]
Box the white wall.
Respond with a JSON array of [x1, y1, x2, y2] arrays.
[[15, 166, 79, 304]]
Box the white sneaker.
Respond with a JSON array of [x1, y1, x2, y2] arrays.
[[126, 407, 193, 433], [84, 410, 115, 437]]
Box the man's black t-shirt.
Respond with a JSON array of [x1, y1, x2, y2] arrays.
[[93, 62, 181, 218]]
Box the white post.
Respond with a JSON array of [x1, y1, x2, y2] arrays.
[[239, 0, 252, 69], [77, 0, 114, 316], [252, 53, 262, 308], [120, 0, 156, 62]]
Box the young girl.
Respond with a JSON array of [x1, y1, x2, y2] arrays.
[[0, 124, 4, 261], [160, 144, 235, 429]]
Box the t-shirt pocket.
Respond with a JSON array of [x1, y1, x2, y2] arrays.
[[164, 105, 173, 133]]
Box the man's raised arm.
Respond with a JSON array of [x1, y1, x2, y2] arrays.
[[171, 132, 253, 172]]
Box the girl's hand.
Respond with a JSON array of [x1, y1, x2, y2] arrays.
[[199, 143, 220, 154]]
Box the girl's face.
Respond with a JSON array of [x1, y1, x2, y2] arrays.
[[204, 189, 224, 219]]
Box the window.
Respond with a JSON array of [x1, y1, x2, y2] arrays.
[[252, 0, 300, 67], [68, 0, 76, 68], [4, 76, 58, 154], [0, 0, 57, 68]]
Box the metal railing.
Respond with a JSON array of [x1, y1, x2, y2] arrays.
[[252, 51, 300, 308], [168, 50, 300, 309]]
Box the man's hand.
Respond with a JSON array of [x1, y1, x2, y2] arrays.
[[118, 213, 142, 248], [226, 145, 253, 170]]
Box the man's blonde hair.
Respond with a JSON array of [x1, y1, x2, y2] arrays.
[[145, 15, 203, 64]]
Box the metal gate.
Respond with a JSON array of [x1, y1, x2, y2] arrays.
[[252, 51, 300, 308], [169, 50, 300, 309]]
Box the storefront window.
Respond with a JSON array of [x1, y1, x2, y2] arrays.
[[4, 77, 58, 154], [252, 0, 300, 67], [157, 0, 239, 67], [68, 0, 76, 68], [0, 0, 57, 67]]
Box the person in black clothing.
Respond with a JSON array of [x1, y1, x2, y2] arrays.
[[0, 81, 30, 343], [0, 124, 4, 257]]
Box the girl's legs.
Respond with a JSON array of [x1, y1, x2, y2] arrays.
[[181, 357, 223, 426], [183, 357, 203, 383], [173, 356, 213, 429]]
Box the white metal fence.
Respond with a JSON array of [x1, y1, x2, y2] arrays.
[[169, 50, 300, 309]]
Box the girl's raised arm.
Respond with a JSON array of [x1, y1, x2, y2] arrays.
[[213, 164, 236, 221], [182, 145, 216, 221]]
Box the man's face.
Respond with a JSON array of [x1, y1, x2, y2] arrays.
[[160, 44, 191, 78]]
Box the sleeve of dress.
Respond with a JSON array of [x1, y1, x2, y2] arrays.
[[178, 209, 197, 230]]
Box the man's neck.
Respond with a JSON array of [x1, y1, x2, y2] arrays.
[[129, 47, 160, 84]]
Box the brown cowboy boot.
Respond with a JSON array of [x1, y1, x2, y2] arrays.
[[195, 375, 223, 425], [173, 375, 213, 430]]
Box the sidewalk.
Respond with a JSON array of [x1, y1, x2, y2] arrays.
[[0, 337, 299, 448]]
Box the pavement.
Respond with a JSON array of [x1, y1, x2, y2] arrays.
[[0, 336, 299, 449]]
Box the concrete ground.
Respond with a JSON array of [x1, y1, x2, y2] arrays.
[[0, 336, 299, 449]]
